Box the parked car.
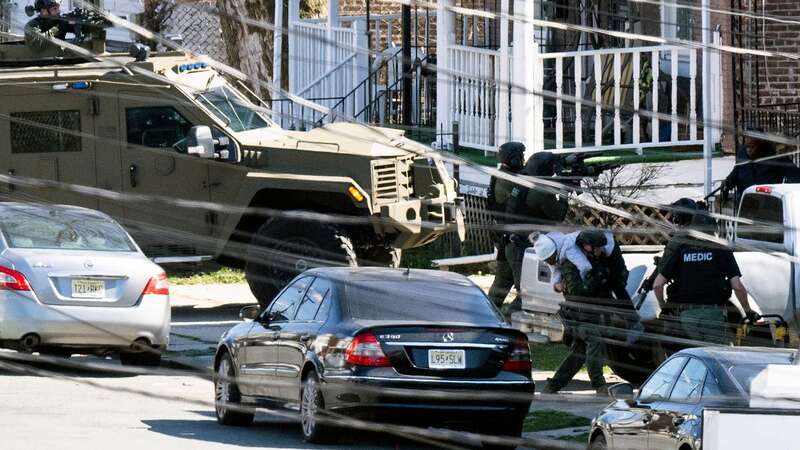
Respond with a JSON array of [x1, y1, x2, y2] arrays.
[[588, 346, 798, 450], [0, 203, 170, 366], [213, 267, 534, 447]]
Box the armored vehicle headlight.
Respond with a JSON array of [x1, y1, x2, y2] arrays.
[[52, 83, 69, 91]]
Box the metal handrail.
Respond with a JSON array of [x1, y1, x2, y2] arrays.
[[314, 48, 403, 125]]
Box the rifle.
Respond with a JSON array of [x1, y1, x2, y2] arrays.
[[555, 153, 621, 187], [633, 255, 661, 310]]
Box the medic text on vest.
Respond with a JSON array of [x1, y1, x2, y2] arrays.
[[683, 252, 714, 263]]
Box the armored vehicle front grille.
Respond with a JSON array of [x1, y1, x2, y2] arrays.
[[371, 157, 414, 205]]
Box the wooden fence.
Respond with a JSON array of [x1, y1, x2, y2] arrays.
[[432, 194, 672, 261]]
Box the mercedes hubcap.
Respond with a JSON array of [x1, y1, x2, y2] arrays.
[[301, 379, 318, 436], [215, 359, 230, 417]]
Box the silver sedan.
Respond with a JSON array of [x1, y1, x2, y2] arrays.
[[0, 203, 170, 366]]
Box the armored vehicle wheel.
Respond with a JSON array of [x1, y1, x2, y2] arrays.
[[245, 217, 356, 309], [356, 247, 401, 267]]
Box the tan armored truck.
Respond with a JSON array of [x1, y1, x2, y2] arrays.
[[0, 38, 465, 307]]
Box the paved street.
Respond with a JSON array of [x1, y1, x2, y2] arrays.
[[0, 282, 607, 449], [0, 363, 442, 450]]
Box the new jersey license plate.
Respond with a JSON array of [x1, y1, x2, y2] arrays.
[[428, 349, 466, 369], [71, 279, 105, 299]]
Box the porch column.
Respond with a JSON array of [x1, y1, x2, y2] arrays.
[[436, 0, 455, 150], [511, 0, 539, 159], [702, 0, 713, 195], [496, 0, 510, 149]]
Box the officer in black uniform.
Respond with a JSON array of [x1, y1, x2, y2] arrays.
[[487, 142, 526, 311], [24, 0, 75, 52], [653, 214, 758, 345]]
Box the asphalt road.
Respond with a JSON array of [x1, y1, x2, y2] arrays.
[[0, 358, 452, 450], [0, 283, 608, 449]]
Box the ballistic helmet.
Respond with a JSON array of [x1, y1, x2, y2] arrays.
[[576, 230, 608, 249], [670, 198, 698, 226], [498, 142, 525, 171], [534, 235, 557, 260], [34, 0, 59, 11], [525, 151, 558, 176]]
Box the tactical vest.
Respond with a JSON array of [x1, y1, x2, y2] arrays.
[[666, 245, 732, 306]]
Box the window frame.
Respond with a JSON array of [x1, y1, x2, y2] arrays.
[[667, 357, 710, 404], [638, 356, 689, 404], [263, 276, 312, 323], [10, 109, 83, 154], [736, 192, 786, 247], [293, 277, 332, 323], [124, 105, 194, 150]]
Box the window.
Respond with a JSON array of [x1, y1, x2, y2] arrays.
[[294, 278, 332, 322], [669, 358, 708, 403], [0, 208, 136, 252], [343, 279, 502, 323], [10, 110, 81, 154], [195, 86, 272, 132], [126, 106, 192, 148], [265, 277, 311, 322], [737, 194, 784, 244], [639, 357, 687, 403], [702, 374, 722, 400]]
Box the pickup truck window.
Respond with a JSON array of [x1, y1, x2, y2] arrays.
[[737, 193, 784, 244]]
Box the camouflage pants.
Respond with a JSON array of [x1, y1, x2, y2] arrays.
[[679, 307, 729, 345], [548, 322, 607, 391], [488, 239, 525, 310]]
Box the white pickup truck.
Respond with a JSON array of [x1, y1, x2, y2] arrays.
[[519, 183, 800, 383]]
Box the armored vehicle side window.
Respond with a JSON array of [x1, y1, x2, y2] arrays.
[[126, 107, 192, 149], [10, 110, 81, 154]]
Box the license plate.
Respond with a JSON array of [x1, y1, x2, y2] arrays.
[[428, 349, 466, 369], [71, 279, 105, 299]]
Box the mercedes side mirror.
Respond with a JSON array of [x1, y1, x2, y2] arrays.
[[239, 305, 260, 322], [186, 125, 215, 159], [608, 382, 635, 401]]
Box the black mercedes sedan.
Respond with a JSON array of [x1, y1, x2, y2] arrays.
[[588, 347, 796, 450], [213, 267, 534, 446]]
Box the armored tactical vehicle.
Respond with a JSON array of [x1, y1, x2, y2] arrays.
[[0, 35, 465, 307]]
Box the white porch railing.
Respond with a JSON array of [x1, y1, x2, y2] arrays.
[[435, 0, 724, 156], [447, 44, 501, 151], [539, 44, 715, 154]]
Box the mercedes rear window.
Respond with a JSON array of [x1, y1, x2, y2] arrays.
[[0, 210, 137, 252], [342, 280, 503, 323]]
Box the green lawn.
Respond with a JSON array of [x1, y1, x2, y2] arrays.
[[168, 267, 246, 285], [531, 342, 613, 374], [523, 410, 591, 433]]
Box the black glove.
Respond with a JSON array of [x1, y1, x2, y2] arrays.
[[745, 311, 761, 323]]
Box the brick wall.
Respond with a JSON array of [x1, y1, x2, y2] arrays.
[[757, 1, 800, 106]]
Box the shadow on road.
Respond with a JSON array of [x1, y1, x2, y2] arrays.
[[142, 412, 441, 449], [172, 303, 254, 323]]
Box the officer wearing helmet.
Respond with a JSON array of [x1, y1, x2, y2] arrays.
[[487, 142, 528, 312], [653, 200, 758, 345], [24, 0, 74, 52], [538, 230, 626, 395]]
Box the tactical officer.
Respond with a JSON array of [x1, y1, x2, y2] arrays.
[[24, 0, 74, 52], [540, 231, 620, 395], [723, 134, 800, 205], [490, 150, 569, 314], [653, 215, 758, 345], [487, 142, 527, 311]]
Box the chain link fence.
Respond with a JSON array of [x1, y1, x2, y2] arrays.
[[162, 0, 229, 64]]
